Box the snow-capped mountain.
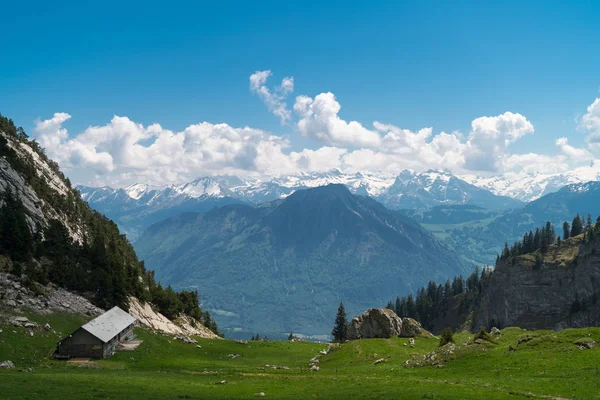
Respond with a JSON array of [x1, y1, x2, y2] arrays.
[[461, 162, 600, 203], [380, 169, 522, 210], [78, 169, 525, 241]]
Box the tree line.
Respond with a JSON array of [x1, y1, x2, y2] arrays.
[[498, 213, 600, 264], [385, 266, 493, 331]]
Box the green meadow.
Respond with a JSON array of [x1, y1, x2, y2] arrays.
[[1, 312, 599, 399]]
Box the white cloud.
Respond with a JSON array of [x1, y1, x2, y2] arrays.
[[249, 70, 294, 124], [32, 74, 600, 188], [556, 137, 592, 160], [502, 153, 569, 175], [582, 98, 600, 145], [295, 92, 382, 148], [464, 112, 535, 172], [32, 114, 349, 187], [35, 112, 71, 150]]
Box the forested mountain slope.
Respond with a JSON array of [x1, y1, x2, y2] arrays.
[[0, 114, 219, 335], [136, 184, 470, 337]]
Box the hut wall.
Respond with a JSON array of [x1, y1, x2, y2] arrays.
[[56, 329, 104, 358]]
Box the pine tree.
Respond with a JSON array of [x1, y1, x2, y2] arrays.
[[563, 221, 571, 240], [395, 296, 402, 316], [406, 293, 417, 318], [571, 214, 583, 237], [332, 301, 348, 343]]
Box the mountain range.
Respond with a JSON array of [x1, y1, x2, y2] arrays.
[[79, 169, 522, 240], [134, 184, 470, 337]]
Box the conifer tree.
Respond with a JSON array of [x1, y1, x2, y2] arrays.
[[332, 301, 348, 343], [571, 214, 584, 237], [563, 221, 571, 240]]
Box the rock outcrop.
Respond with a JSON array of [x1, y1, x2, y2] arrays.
[[347, 308, 427, 340], [0, 272, 103, 317], [474, 236, 600, 331], [128, 297, 220, 339]]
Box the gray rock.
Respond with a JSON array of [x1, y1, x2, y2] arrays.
[[44, 323, 52, 331], [0, 360, 15, 369], [24, 322, 37, 329], [400, 318, 424, 337], [347, 308, 403, 340], [490, 327, 501, 335], [6, 300, 16, 307], [310, 365, 320, 371]]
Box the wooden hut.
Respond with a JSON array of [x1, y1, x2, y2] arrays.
[[55, 306, 136, 359]]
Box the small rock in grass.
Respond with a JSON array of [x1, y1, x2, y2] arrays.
[[255, 392, 265, 397], [217, 380, 227, 385], [372, 358, 385, 365], [0, 360, 15, 369], [310, 365, 320, 371]]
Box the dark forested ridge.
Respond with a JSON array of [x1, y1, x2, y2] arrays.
[[0, 114, 219, 335]]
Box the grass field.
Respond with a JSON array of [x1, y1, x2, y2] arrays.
[[1, 312, 600, 399]]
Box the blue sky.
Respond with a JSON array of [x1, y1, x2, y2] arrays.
[[2, 1, 600, 186]]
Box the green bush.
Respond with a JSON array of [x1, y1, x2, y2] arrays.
[[439, 328, 454, 347]]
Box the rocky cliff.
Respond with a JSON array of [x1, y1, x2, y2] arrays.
[[474, 235, 600, 331]]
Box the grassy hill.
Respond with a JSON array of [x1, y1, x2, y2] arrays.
[[1, 312, 599, 399]]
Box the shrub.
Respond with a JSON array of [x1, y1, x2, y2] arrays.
[[473, 327, 494, 343], [439, 328, 454, 347]]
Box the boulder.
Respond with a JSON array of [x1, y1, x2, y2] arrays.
[[400, 318, 423, 337], [490, 327, 501, 335], [347, 308, 403, 340], [0, 360, 15, 369], [44, 323, 52, 331], [6, 300, 16, 307]]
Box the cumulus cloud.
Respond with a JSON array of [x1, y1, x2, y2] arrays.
[[35, 112, 72, 150], [34, 74, 600, 187], [464, 112, 535, 172], [582, 98, 600, 145], [556, 137, 592, 160], [295, 92, 382, 148], [33, 113, 349, 186], [249, 70, 294, 124]]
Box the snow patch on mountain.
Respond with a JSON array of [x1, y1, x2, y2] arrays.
[[461, 163, 600, 202]]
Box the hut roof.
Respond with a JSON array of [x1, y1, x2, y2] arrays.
[[82, 306, 136, 343]]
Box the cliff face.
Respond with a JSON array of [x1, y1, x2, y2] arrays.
[[474, 236, 600, 331]]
